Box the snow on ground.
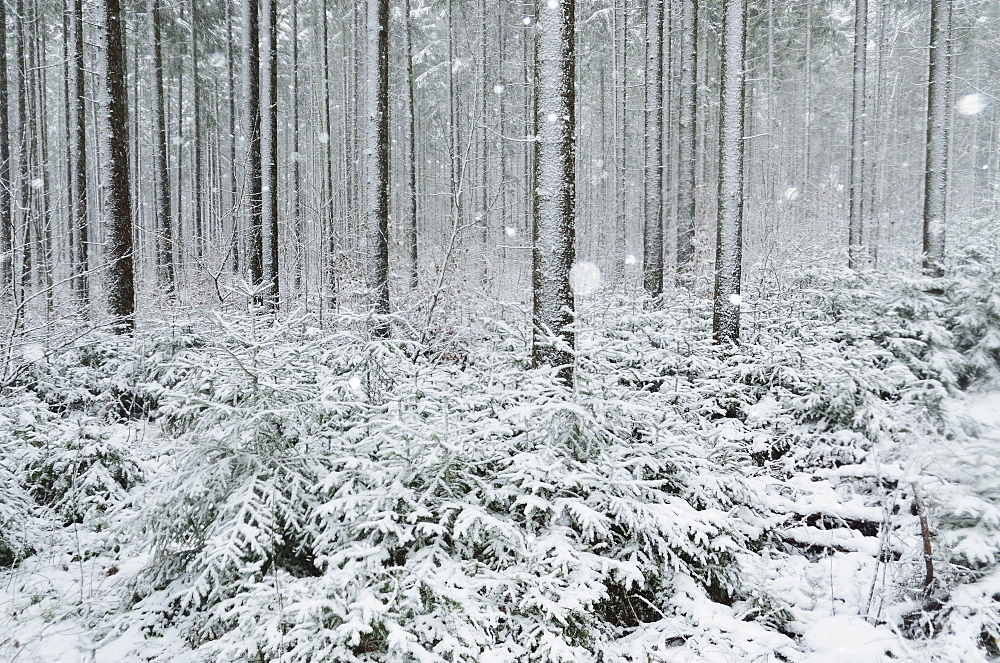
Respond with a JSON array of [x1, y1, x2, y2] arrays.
[[4, 391, 1000, 662]]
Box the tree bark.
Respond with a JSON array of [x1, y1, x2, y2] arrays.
[[97, 0, 136, 331], [365, 0, 391, 337], [922, 0, 952, 278], [403, 0, 419, 289], [262, 0, 279, 309], [148, 0, 174, 293], [643, 0, 664, 297], [532, 0, 576, 382], [711, 0, 745, 345], [243, 0, 264, 297], [675, 0, 697, 286], [848, 0, 868, 269], [0, 0, 11, 294]]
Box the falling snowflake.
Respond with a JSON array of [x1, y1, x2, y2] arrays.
[[728, 293, 742, 306], [348, 375, 362, 392], [493, 84, 505, 95], [317, 132, 330, 144], [522, 16, 532, 25], [505, 226, 518, 237], [29, 177, 44, 190], [624, 254, 637, 266], [569, 261, 601, 296], [784, 186, 800, 202], [956, 93, 988, 116]]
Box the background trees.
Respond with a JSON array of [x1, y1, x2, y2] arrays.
[[0, 0, 994, 341]]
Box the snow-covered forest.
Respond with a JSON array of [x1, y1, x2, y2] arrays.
[[2, 0, 1000, 660]]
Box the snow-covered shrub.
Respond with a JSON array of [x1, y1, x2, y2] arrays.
[[129, 308, 770, 662], [944, 247, 1000, 384], [0, 391, 43, 565], [22, 417, 144, 524]]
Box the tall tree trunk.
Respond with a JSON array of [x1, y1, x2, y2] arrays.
[[532, 0, 576, 383], [148, 0, 174, 292], [711, 0, 745, 344], [848, 0, 868, 269], [291, 0, 303, 292], [97, 0, 136, 331], [922, 0, 952, 278], [675, 0, 697, 285], [190, 0, 204, 262], [403, 0, 418, 289], [69, 0, 90, 303], [226, 0, 239, 273], [243, 0, 264, 296], [613, 0, 627, 286], [642, 0, 664, 296], [0, 0, 11, 294], [262, 0, 279, 308], [365, 0, 390, 337]]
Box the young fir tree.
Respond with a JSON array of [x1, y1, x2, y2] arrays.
[[532, 0, 576, 382]]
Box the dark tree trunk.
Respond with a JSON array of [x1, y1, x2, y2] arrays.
[[243, 0, 264, 296], [97, 0, 136, 331]]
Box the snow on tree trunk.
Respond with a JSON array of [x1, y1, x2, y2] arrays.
[[532, 0, 576, 382], [148, 0, 174, 294], [365, 0, 390, 338], [242, 0, 264, 296], [848, 0, 868, 270], [69, 0, 89, 303], [675, 0, 697, 287], [262, 0, 279, 309], [642, 0, 664, 297], [711, 0, 745, 345], [96, 0, 135, 332], [403, 0, 418, 290], [0, 0, 11, 294], [922, 0, 952, 278]]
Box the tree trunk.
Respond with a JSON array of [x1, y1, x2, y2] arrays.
[[0, 0, 11, 294], [148, 0, 174, 293], [190, 0, 204, 262], [675, 0, 697, 285], [365, 0, 390, 337], [643, 0, 664, 297], [922, 0, 951, 278], [243, 0, 264, 296], [262, 0, 279, 309], [97, 0, 136, 331], [69, 0, 90, 303], [403, 0, 418, 289], [532, 0, 576, 383], [711, 0, 745, 344], [848, 0, 868, 269]]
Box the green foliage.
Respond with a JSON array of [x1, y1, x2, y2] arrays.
[[130, 310, 770, 662]]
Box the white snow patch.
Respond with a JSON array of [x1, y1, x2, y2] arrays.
[[569, 261, 602, 296], [22, 343, 45, 361], [956, 93, 988, 116], [802, 615, 901, 662]]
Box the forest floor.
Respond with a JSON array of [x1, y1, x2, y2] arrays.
[[2, 264, 1000, 662]]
